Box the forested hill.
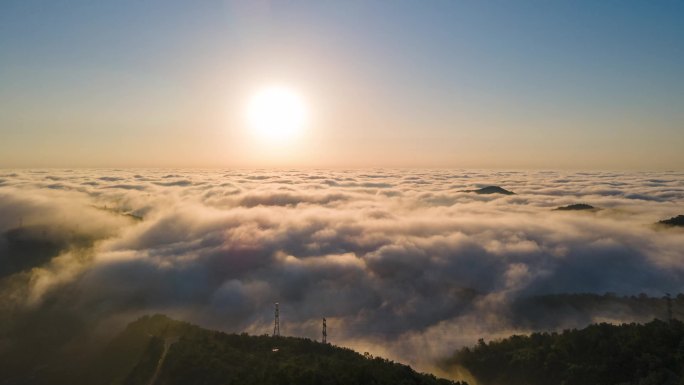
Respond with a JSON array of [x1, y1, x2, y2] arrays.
[[444, 319, 684, 385], [18, 314, 465, 385]]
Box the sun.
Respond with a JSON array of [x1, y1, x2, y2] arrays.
[[246, 86, 308, 142]]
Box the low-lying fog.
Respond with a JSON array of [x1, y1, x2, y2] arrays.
[[1, 169, 683, 370]]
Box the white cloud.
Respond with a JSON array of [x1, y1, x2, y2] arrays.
[[0, 168, 683, 371]]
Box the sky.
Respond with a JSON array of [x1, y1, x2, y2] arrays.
[[1, 0, 683, 169]]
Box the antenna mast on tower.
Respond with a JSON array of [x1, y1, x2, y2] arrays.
[[273, 302, 280, 337], [322, 317, 327, 344]]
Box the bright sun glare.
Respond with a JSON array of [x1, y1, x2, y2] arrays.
[[247, 86, 308, 142]]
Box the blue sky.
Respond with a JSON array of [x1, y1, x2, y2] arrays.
[[1, 1, 683, 168]]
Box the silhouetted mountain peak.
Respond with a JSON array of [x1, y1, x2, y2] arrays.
[[657, 215, 684, 227], [465, 186, 515, 195], [554, 203, 598, 211]]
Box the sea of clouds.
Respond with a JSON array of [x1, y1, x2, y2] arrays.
[[0, 169, 683, 371]]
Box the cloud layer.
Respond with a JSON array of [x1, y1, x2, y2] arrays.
[[1, 169, 683, 371]]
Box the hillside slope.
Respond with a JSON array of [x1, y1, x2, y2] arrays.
[[444, 319, 684, 385], [3, 314, 465, 385], [97, 315, 465, 385]]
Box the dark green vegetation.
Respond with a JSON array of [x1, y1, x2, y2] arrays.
[[657, 215, 684, 228], [466, 186, 515, 195], [553, 203, 598, 211], [1, 314, 465, 385], [3, 294, 684, 385], [509, 293, 681, 329], [445, 319, 684, 385]]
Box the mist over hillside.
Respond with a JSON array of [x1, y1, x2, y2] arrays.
[[445, 319, 684, 385], [0, 169, 683, 372], [1, 314, 464, 385]]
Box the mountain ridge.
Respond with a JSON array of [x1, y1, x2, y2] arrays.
[[463, 186, 515, 195], [1, 314, 466, 385], [443, 318, 684, 385]]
